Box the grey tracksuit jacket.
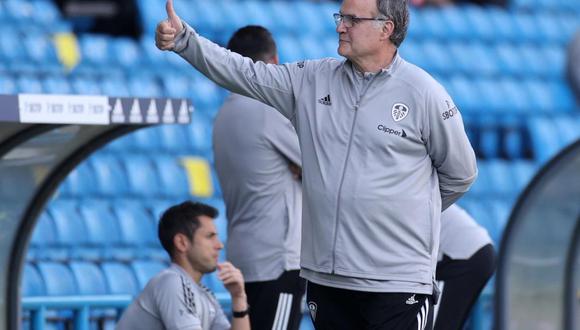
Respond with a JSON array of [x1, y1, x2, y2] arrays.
[[173, 23, 477, 293], [213, 93, 302, 282]]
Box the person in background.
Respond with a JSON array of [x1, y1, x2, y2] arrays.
[[434, 204, 496, 330], [116, 201, 250, 330], [213, 25, 305, 330]]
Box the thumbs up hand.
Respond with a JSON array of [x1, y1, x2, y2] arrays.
[[155, 0, 184, 51]]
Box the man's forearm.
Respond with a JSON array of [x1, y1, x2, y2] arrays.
[[231, 294, 250, 330]]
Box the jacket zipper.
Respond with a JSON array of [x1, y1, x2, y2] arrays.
[[331, 74, 378, 272]]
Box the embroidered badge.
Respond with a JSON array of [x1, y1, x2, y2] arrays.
[[391, 103, 409, 122]]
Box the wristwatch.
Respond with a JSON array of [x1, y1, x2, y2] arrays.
[[232, 305, 250, 318]]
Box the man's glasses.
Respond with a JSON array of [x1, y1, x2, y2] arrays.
[[333, 13, 388, 28]]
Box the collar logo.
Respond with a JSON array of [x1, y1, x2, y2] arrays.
[[391, 103, 409, 122]]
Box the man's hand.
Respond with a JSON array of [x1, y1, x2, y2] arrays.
[[155, 0, 184, 51], [217, 262, 246, 299]]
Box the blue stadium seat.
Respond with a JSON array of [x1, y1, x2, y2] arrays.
[[103, 134, 133, 153], [0, 25, 25, 64], [16, 74, 43, 93], [152, 154, 190, 198], [487, 9, 517, 43], [23, 32, 58, 65], [420, 41, 452, 75], [159, 72, 191, 98], [190, 77, 225, 111], [294, 2, 327, 35], [121, 153, 162, 197], [474, 79, 505, 113], [79, 35, 113, 68], [523, 79, 553, 113], [447, 75, 480, 114], [101, 262, 139, 295], [48, 199, 98, 260], [31, 0, 61, 27], [100, 76, 130, 97], [154, 125, 190, 153], [553, 115, 580, 147], [265, 3, 295, 34], [89, 153, 130, 196], [469, 161, 490, 195], [492, 200, 512, 234], [186, 111, 213, 155], [486, 160, 515, 195], [550, 81, 576, 112], [463, 6, 495, 42], [0, 75, 17, 94], [512, 13, 538, 44], [277, 35, 304, 64], [501, 117, 525, 160], [43, 75, 72, 94], [78, 200, 123, 251], [534, 13, 565, 45], [22, 263, 46, 296], [301, 35, 331, 60], [127, 73, 163, 98], [111, 203, 159, 248], [131, 260, 167, 290], [59, 161, 98, 198], [510, 160, 537, 192], [37, 262, 78, 295], [478, 116, 501, 159], [112, 37, 143, 69], [439, 7, 470, 40], [494, 44, 525, 78], [70, 75, 102, 95], [130, 126, 162, 151], [247, 1, 277, 28], [527, 117, 561, 162], [496, 77, 529, 113], [466, 201, 499, 243], [420, 9, 447, 40], [519, 44, 546, 78], [29, 212, 59, 261], [69, 261, 108, 295]]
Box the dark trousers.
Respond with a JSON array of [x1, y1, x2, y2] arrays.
[[434, 244, 496, 330], [245, 270, 306, 330], [306, 281, 434, 330]]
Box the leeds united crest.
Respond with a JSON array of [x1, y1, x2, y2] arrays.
[[391, 103, 409, 122]]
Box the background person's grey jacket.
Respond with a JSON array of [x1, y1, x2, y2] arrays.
[[213, 93, 302, 283], [173, 24, 477, 293]]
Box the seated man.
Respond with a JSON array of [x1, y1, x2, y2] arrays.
[[116, 201, 250, 330]]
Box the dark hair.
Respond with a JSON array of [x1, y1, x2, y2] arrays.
[[158, 201, 219, 258], [226, 25, 277, 63]]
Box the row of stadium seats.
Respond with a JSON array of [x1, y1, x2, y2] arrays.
[[23, 261, 163, 297], [57, 153, 219, 199], [0, 28, 572, 82], [0, 70, 575, 118], [511, 0, 580, 12], [28, 197, 228, 262], [139, 0, 579, 45]]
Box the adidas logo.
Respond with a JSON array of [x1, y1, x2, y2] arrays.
[[318, 94, 331, 106], [406, 294, 419, 305]]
